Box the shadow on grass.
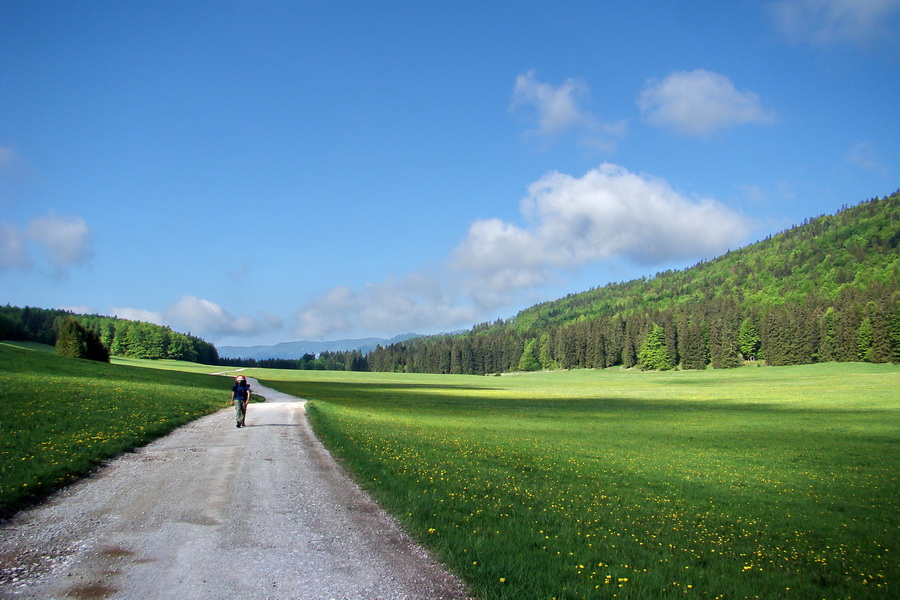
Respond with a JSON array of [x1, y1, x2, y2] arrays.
[[263, 379, 895, 418]]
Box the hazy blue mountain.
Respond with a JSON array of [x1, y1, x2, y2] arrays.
[[218, 333, 420, 360]]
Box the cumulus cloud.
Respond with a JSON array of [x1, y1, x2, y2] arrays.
[[296, 276, 477, 340], [638, 69, 774, 136], [0, 213, 93, 273], [769, 0, 900, 45], [511, 71, 626, 149], [512, 71, 592, 136], [109, 307, 165, 325], [110, 296, 284, 341], [294, 164, 751, 339], [26, 214, 93, 271], [58, 305, 94, 315], [454, 164, 751, 300], [165, 296, 259, 337], [0, 222, 31, 269]]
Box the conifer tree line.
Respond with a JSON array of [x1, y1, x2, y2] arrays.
[[368, 193, 900, 373], [0, 306, 368, 371], [217, 351, 369, 371], [0, 306, 219, 364]]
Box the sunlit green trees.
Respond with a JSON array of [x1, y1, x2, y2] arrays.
[[638, 323, 674, 370], [738, 318, 761, 360], [518, 338, 540, 371]]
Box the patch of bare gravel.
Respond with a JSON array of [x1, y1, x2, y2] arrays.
[[0, 380, 472, 600]]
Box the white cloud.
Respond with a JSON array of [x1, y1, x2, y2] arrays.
[[164, 295, 259, 337], [0, 222, 31, 270], [109, 307, 165, 325], [258, 311, 284, 330], [454, 164, 751, 299], [108, 297, 284, 341], [847, 141, 886, 174], [294, 164, 751, 339], [296, 276, 477, 340], [59, 304, 95, 315], [512, 71, 592, 136], [0, 213, 93, 273], [511, 71, 626, 149], [770, 0, 900, 45], [638, 69, 774, 136], [26, 213, 93, 271]]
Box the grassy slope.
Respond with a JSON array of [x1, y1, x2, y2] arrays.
[[260, 363, 899, 600], [0, 344, 232, 518]]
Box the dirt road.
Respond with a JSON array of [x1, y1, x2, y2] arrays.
[[0, 380, 471, 600]]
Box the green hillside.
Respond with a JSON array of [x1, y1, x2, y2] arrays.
[[368, 192, 900, 374], [512, 192, 899, 330]]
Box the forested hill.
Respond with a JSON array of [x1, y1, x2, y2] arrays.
[[367, 192, 900, 374], [510, 192, 899, 332]]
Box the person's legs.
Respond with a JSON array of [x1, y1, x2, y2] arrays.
[[235, 400, 245, 427]]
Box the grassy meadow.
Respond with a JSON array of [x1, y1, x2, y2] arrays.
[[1, 341, 897, 599], [0, 343, 232, 518], [258, 363, 899, 600]]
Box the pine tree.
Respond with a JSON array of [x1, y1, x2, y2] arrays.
[[55, 316, 110, 362], [55, 317, 88, 359], [638, 324, 673, 370], [889, 302, 900, 363], [538, 331, 557, 370], [738, 318, 761, 360], [857, 317, 875, 362], [518, 338, 540, 371]]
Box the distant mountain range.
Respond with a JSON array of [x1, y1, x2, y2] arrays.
[[218, 333, 420, 360]]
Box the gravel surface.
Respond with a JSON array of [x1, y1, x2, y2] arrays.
[[0, 380, 472, 600]]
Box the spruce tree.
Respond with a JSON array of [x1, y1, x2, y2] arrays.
[[857, 317, 875, 362], [518, 338, 540, 371], [738, 318, 761, 360], [538, 331, 557, 370], [55, 316, 110, 362], [55, 317, 88, 359], [638, 324, 673, 370]]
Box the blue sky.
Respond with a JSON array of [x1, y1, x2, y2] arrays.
[[2, 1, 898, 347]]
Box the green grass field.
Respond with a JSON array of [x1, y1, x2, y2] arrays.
[[0, 343, 232, 518], [259, 363, 899, 600], [2, 343, 897, 599]]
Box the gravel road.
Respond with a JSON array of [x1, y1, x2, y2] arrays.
[[0, 379, 472, 600]]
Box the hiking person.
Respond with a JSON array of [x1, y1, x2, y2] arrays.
[[231, 375, 251, 428]]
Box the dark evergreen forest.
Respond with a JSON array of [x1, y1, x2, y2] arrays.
[[216, 351, 369, 371], [0, 307, 219, 364], [367, 192, 900, 373]]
